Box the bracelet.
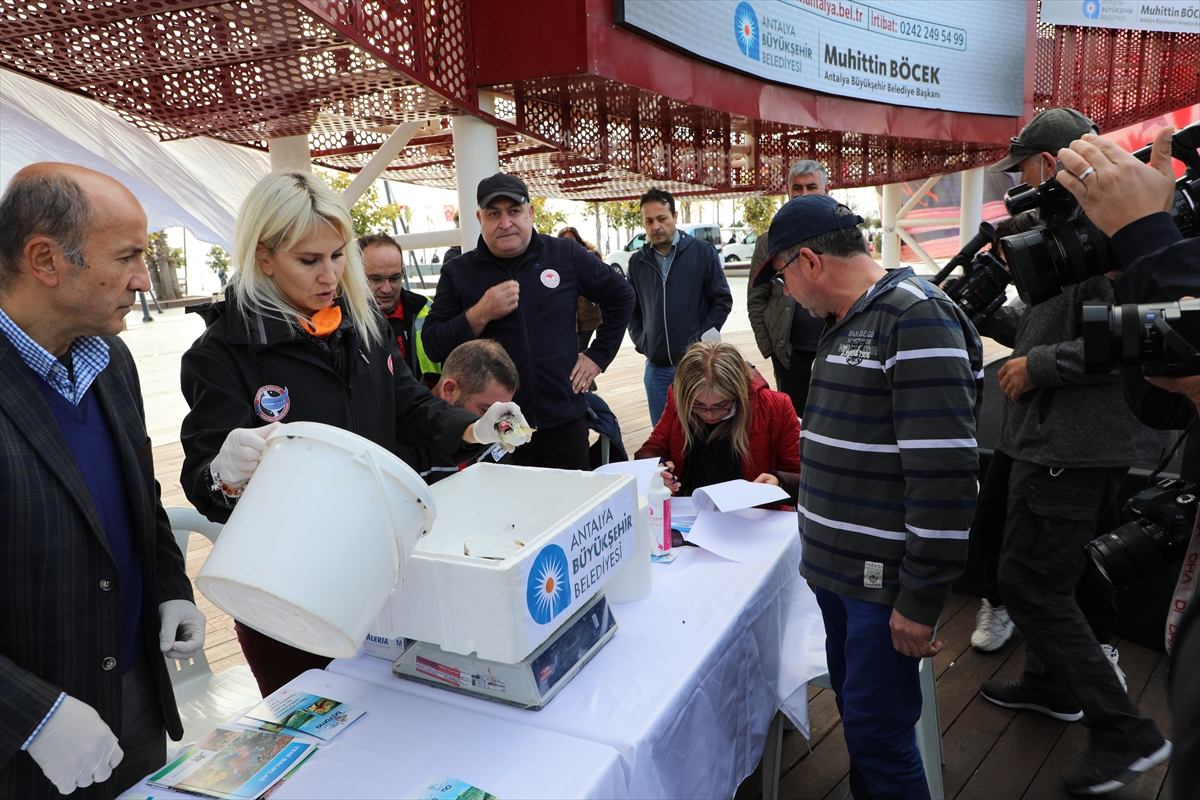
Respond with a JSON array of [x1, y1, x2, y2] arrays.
[[209, 465, 244, 499]]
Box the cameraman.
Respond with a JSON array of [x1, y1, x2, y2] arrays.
[[1057, 126, 1199, 799], [973, 109, 1175, 795]]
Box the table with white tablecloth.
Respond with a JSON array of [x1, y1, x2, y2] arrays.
[[330, 508, 815, 800], [120, 668, 631, 800]]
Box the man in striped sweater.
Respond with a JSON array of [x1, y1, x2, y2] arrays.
[[754, 195, 982, 799]]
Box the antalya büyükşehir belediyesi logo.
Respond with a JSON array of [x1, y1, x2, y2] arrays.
[[735, 2, 760, 60], [1082, 0, 1100, 19], [526, 544, 571, 625]]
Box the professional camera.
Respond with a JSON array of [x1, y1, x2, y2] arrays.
[[1083, 298, 1200, 376], [933, 222, 1011, 325], [1086, 478, 1197, 592], [1000, 122, 1200, 306]]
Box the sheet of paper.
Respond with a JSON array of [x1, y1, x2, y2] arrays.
[[594, 457, 659, 498], [683, 508, 793, 565], [691, 479, 788, 513]]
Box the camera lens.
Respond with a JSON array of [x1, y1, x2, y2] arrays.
[[1085, 520, 1173, 591]]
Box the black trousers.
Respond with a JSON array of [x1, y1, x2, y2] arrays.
[[998, 460, 1161, 755], [112, 656, 167, 796], [771, 351, 815, 417], [973, 451, 1121, 642], [510, 413, 590, 471]]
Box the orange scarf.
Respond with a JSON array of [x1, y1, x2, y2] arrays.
[[298, 303, 342, 337]]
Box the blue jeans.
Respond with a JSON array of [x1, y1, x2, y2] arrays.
[[643, 361, 676, 427], [814, 586, 929, 800]]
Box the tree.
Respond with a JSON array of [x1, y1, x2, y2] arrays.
[[319, 169, 403, 237], [582, 200, 643, 254], [145, 231, 182, 301], [531, 197, 567, 234], [738, 196, 782, 235], [206, 245, 230, 276]]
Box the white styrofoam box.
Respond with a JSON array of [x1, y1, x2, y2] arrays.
[[376, 463, 638, 664]]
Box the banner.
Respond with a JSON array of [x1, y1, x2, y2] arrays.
[[614, 0, 1028, 116], [1040, 0, 1200, 33]]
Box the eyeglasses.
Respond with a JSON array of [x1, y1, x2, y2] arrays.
[[691, 400, 735, 417], [366, 274, 404, 287], [771, 248, 821, 287]]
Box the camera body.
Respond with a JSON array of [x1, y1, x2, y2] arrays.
[[1000, 122, 1200, 306], [1083, 298, 1200, 376], [1086, 478, 1198, 592], [943, 251, 1011, 326]]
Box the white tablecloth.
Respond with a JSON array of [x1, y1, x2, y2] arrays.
[[121, 669, 630, 800], [778, 576, 829, 737], [329, 509, 805, 800]]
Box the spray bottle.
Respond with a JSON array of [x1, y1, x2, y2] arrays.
[[648, 465, 673, 561]]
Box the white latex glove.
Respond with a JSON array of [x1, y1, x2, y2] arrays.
[[27, 695, 123, 794], [471, 402, 532, 452], [210, 422, 282, 490], [159, 599, 207, 659]]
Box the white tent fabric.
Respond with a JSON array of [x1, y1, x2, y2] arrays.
[[1, 68, 270, 248]]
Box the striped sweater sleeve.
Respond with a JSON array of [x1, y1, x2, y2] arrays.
[[885, 289, 981, 626]]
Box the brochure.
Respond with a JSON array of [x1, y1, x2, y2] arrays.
[[239, 688, 366, 742], [148, 727, 316, 800], [401, 774, 498, 800]]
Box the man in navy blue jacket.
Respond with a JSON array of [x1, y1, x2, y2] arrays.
[[423, 173, 634, 470], [627, 188, 733, 425]]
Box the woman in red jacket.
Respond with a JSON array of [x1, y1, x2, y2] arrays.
[[634, 341, 800, 496]]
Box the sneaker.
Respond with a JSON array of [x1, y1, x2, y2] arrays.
[[1060, 740, 1171, 795], [971, 599, 1015, 652], [980, 678, 1083, 722], [1101, 644, 1127, 692]]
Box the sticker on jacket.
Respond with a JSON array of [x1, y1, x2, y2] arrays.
[[864, 561, 883, 589], [254, 385, 290, 422], [540, 269, 560, 288]]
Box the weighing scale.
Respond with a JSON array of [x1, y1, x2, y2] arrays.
[[392, 592, 617, 709]]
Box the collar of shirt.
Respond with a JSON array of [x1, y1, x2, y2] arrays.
[[0, 306, 110, 405], [653, 229, 682, 276]]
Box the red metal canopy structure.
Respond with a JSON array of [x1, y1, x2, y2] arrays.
[[0, 0, 1196, 199]]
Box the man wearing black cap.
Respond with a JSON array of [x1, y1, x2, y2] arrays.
[[969, 112, 1175, 794], [752, 194, 982, 799], [423, 172, 635, 470]]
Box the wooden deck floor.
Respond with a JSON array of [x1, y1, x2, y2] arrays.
[[151, 325, 1174, 800]]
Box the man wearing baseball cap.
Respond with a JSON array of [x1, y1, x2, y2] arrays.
[[989, 107, 1099, 188], [423, 172, 634, 470], [753, 194, 982, 798]]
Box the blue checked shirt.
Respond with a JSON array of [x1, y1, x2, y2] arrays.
[[0, 306, 110, 404]]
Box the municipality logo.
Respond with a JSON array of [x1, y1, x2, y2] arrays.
[[735, 2, 760, 60], [526, 544, 571, 625], [1081, 0, 1100, 19]]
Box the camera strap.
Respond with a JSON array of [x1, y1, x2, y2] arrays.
[[1165, 514, 1200, 655]]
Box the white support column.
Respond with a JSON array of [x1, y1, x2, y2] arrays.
[[342, 121, 422, 208], [959, 167, 985, 249], [881, 182, 902, 270], [268, 135, 311, 173], [452, 92, 500, 252]]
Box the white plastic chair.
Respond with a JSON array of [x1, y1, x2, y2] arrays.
[[164, 506, 262, 757]]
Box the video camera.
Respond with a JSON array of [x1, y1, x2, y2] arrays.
[[1083, 298, 1200, 376], [1000, 122, 1200, 306], [932, 222, 1011, 326], [1086, 478, 1197, 592]]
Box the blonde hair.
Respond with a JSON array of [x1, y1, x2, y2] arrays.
[[228, 171, 381, 347], [672, 341, 752, 459]]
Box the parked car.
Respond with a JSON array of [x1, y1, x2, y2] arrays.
[[719, 227, 757, 263], [604, 223, 723, 272]]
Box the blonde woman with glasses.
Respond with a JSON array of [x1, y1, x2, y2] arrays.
[[634, 341, 799, 497]]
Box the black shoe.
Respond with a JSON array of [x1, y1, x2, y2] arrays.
[[980, 678, 1083, 722], [1060, 740, 1171, 795]]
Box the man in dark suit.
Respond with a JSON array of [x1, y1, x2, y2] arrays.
[[0, 164, 206, 798]]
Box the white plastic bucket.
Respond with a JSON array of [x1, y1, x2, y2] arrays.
[[197, 421, 434, 658]]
